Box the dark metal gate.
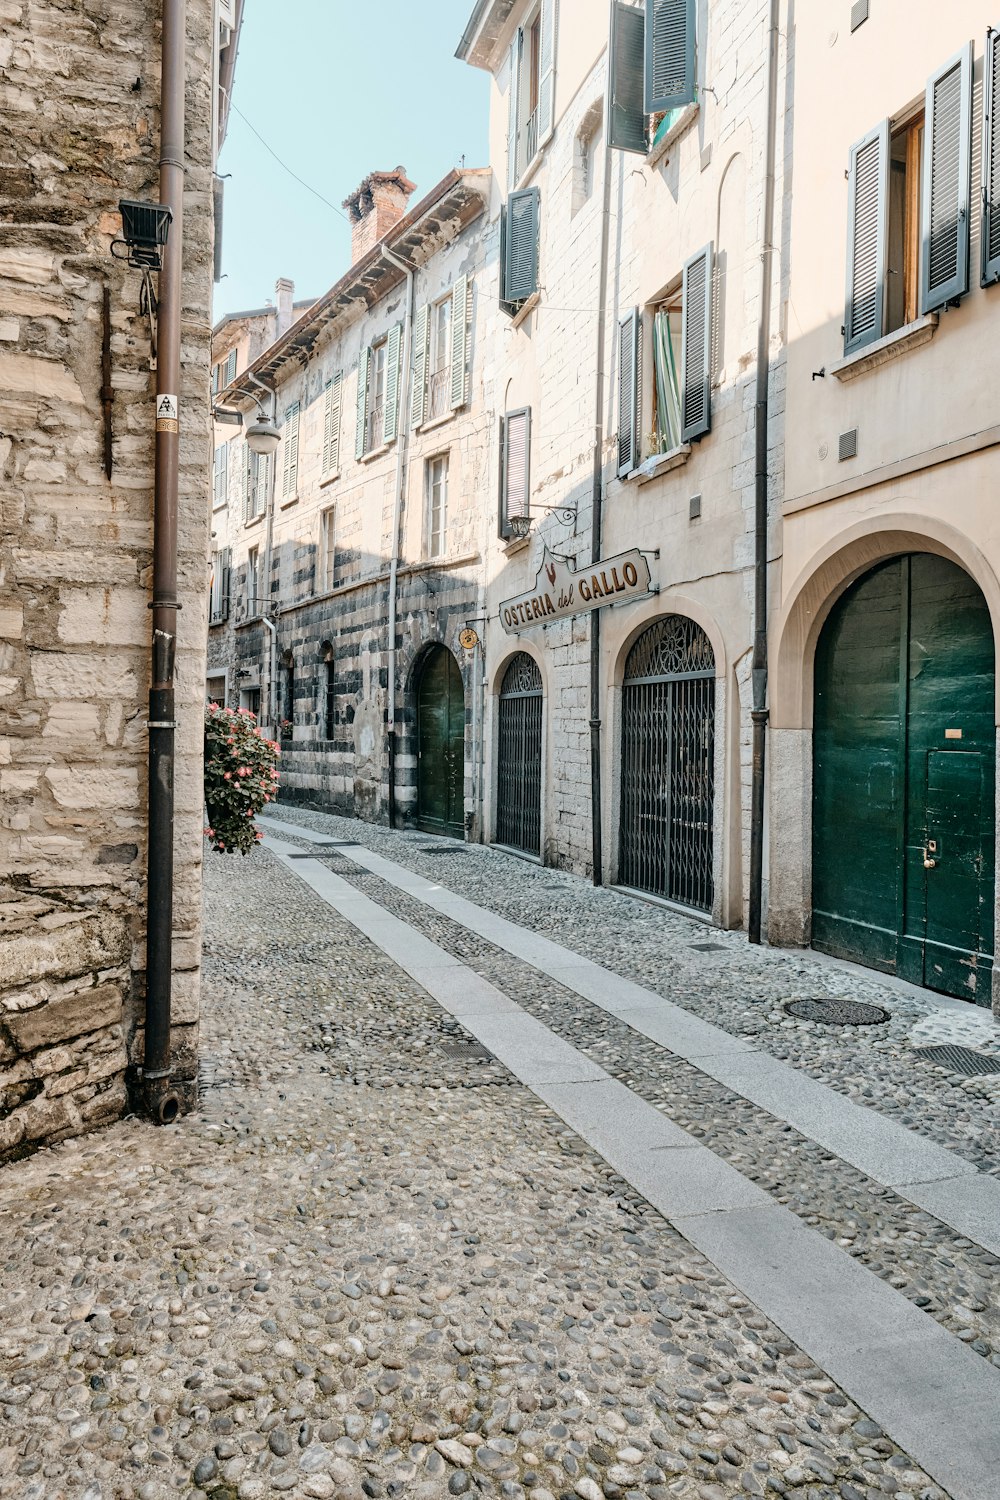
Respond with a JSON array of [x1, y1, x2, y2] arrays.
[[496, 653, 542, 855], [619, 616, 715, 911]]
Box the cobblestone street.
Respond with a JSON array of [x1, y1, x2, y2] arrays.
[[5, 810, 1000, 1500]]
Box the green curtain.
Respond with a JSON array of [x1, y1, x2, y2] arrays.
[[653, 311, 681, 453]]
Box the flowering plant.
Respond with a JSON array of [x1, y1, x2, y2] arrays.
[[203, 704, 280, 854]]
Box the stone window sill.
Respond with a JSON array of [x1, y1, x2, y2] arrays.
[[319, 471, 340, 489], [243, 512, 265, 529], [418, 409, 459, 436], [279, 493, 298, 510], [647, 103, 700, 168], [830, 313, 939, 382], [501, 533, 531, 556], [358, 441, 394, 464], [629, 443, 692, 484], [509, 291, 540, 330]]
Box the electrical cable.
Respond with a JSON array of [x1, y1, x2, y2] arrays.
[[220, 86, 351, 224]]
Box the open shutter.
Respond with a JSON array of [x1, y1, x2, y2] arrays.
[[681, 243, 712, 443], [383, 322, 402, 444], [645, 0, 696, 114], [984, 30, 1000, 285], [257, 454, 269, 516], [507, 29, 523, 190], [410, 304, 429, 428], [241, 442, 250, 522], [844, 121, 889, 353], [450, 276, 470, 409], [355, 347, 370, 458], [617, 308, 640, 476], [281, 402, 300, 499], [537, 0, 557, 147], [921, 43, 973, 313], [609, 2, 647, 154], [220, 547, 231, 622], [500, 408, 531, 538], [504, 187, 540, 304], [322, 373, 342, 476]]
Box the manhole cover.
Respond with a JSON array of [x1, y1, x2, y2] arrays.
[[690, 941, 727, 952], [912, 1044, 1000, 1076], [785, 997, 890, 1026], [441, 1040, 494, 1061]]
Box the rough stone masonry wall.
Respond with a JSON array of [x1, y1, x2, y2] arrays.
[[0, 0, 215, 1160]]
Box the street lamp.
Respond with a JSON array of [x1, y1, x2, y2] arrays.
[[509, 514, 532, 540], [245, 415, 281, 457]]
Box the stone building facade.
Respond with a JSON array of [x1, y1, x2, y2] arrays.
[[0, 0, 236, 1159], [209, 167, 492, 834]]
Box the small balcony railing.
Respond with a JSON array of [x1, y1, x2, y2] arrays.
[[427, 367, 450, 422]]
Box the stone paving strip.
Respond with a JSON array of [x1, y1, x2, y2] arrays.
[[1, 845, 947, 1500], [262, 827, 1000, 1500], [260, 819, 1000, 1260]]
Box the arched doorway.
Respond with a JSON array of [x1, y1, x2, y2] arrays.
[[813, 553, 995, 1001], [496, 653, 543, 855], [416, 646, 465, 838], [619, 615, 715, 911]]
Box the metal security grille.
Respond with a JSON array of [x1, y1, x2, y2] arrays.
[[619, 616, 715, 911], [496, 653, 543, 856]]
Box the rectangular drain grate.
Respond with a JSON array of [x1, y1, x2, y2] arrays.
[[913, 1044, 1000, 1076], [690, 941, 728, 952], [418, 846, 467, 856], [441, 1040, 494, 1061]]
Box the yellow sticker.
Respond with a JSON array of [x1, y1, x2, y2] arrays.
[[945, 728, 963, 739]]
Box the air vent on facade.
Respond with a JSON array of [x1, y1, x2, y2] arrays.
[[839, 428, 858, 461], [850, 0, 869, 31], [689, 493, 702, 520]]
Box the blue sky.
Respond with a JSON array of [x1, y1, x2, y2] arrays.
[[216, 0, 490, 320]]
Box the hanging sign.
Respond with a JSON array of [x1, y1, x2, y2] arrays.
[[499, 547, 653, 635]]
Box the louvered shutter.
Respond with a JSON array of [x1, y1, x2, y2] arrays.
[[220, 547, 231, 622], [256, 453, 269, 516], [322, 373, 342, 476], [681, 244, 712, 443], [609, 2, 647, 155], [984, 30, 1000, 285], [410, 304, 429, 429], [500, 408, 531, 538], [355, 347, 370, 458], [504, 188, 540, 304], [507, 30, 523, 190], [537, 0, 557, 147], [281, 402, 300, 499], [617, 308, 641, 476], [383, 322, 402, 444], [921, 43, 973, 313], [450, 276, 470, 409], [241, 442, 250, 522], [645, 0, 696, 115], [844, 121, 889, 354]]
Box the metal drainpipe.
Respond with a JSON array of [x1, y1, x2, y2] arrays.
[[589, 111, 614, 887], [748, 0, 781, 944], [141, 0, 186, 1125], [247, 371, 278, 731], [380, 243, 415, 830]]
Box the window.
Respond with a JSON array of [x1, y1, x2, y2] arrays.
[[499, 409, 531, 539], [240, 686, 260, 718], [355, 325, 402, 456], [572, 104, 602, 218], [323, 657, 336, 740], [427, 299, 453, 421], [617, 243, 712, 476], [845, 44, 973, 355], [984, 30, 1000, 286], [412, 278, 470, 428], [282, 658, 295, 730], [213, 441, 228, 510], [426, 454, 448, 558], [246, 545, 260, 616], [212, 347, 237, 394], [209, 548, 230, 624], [608, 0, 697, 155], [500, 188, 540, 314], [506, 0, 556, 187], [322, 373, 343, 477], [319, 505, 336, 592], [281, 401, 300, 500]]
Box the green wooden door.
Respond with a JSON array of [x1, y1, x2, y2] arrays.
[[813, 554, 995, 1003], [416, 647, 465, 837]]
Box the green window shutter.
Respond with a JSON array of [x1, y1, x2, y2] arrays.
[[645, 0, 696, 114], [504, 187, 540, 304], [450, 276, 470, 410], [258, 454, 269, 515], [355, 347, 370, 458], [681, 243, 712, 444], [411, 304, 429, 429], [845, 121, 889, 353], [241, 441, 250, 522], [221, 547, 231, 622], [282, 401, 300, 498], [225, 348, 237, 383], [983, 29, 1000, 285], [507, 30, 523, 190], [617, 308, 641, 475], [921, 43, 973, 313], [499, 407, 531, 538], [537, 0, 557, 147], [322, 372, 342, 475], [383, 322, 402, 444], [609, 2, 647, 155]]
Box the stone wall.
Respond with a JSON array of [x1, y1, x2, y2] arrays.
[[0, 0, 216, 1159]]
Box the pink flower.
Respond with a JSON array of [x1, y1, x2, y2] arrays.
[[223, 771, 232, 780], [238, 766, 250, 777]]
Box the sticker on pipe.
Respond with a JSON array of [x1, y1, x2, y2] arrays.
[[155, 394, 178, 433]]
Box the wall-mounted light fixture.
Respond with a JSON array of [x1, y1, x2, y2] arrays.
[[112, 199, 173, 270]]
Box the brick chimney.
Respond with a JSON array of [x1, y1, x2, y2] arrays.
[[275, 277, 295, 337], [342, 166, 417, 265]]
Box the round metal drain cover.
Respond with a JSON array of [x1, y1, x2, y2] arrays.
[[785, 997, 890, 1026]]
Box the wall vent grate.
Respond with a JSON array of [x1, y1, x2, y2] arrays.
[[850, 0, 870, 32], [839, 428, 859, 461]]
